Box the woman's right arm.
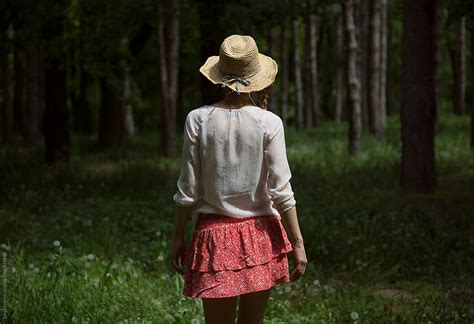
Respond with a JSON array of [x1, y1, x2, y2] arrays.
[[264, 116, 307, 282], [280, 205, 307, 282]]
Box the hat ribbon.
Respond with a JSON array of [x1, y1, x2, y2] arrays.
[[221, 75, 251, 94]]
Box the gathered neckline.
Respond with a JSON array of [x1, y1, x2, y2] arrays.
[[208, 105, 257, 110]]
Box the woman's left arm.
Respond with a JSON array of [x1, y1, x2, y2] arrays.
[[171, 111, 201, 274]]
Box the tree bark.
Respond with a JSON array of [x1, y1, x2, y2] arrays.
[[304, 0, 320, 127], [13, 47, 26, 139], [368, 0, 383, 139], [470, 17, 474, 148], [292, 19, 304, 130], [280, 23, 289, 126], [342, 0, 362, 154], [432, 4, 441, 127], [453, 16, 466, 116], [357, 0, 369, 129], [379, 0, 387, 136], [335, 13, 343, 123], [197, 0, 224, 105], [400, 0, 437, 193], [157, 0, 179, 157], [98, 77, 125, 148], [24, 36, 45, 147], [1, 29, 13, 144], [41, 14, 70, 167], [121, 37, 135, 137]]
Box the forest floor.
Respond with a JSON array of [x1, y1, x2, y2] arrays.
[[0, 113, 473, 323]]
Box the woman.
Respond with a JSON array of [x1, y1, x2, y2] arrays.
[[171, 34, 307, 324]]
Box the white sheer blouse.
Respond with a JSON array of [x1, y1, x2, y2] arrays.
[[172, 105, 296, 222]]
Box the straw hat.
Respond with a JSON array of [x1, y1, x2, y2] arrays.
[[199, 35, 278, 94]]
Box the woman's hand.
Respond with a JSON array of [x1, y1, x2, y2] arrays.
[[289, 240, 307, 282], [170, 236, 186, 275]]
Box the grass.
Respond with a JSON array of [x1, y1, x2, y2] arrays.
[[0, 112, 473, 323]]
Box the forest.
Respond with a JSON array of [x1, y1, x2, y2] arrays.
[[0, 0, 473, 322]]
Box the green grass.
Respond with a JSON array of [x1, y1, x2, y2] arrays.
[[0, 112, 473, 323]]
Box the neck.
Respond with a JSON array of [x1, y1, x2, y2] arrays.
[[222, 91, 256, 108]]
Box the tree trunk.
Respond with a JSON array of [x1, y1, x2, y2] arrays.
[[335, 13, 343, 123], [78, 66, 92, 134], [1, 30, 14, 144], [470, 17, 474, 148], [98, 77, 125, 147], [157, 0, 179, 157], [71, 17, 92, 135], [401, 0, 437, 193], [41, 14, 70, 167], [280, 23, 289, 126], [121, 37, 135, 137], [267, 27, 277, 113], [379, 0, 387, 136], [24, 36, 45, 147], [292, 19, 304, 130], [453, 16, 466, 116], [386, 0, 394, 115], [13, 47, 26, 139], [433, 4, 442, 126], [357, 0, 369, 129], [342, 0, 362, 154], [197, 0, 225, 105], [304, 0, 320, 127], [368, 0, 383, 139]]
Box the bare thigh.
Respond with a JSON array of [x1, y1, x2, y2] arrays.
[[202, 295, 238, 324], [237, 287, 273, 324]]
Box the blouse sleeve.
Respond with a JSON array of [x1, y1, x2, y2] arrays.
[[173, 112, 201, 207], [264, 117, 296, 215]]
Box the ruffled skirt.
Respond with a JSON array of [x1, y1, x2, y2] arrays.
[[182, 213, 293, 299]]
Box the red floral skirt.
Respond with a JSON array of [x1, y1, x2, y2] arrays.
[[182, 213, 293, 299]]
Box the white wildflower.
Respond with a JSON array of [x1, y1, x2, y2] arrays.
[[53, 240, 61, 247], [351, 311, 359, 320]]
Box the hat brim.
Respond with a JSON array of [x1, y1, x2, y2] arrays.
[[199, 53, 278, 93]]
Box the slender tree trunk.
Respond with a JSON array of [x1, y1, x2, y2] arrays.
[[379, 0, 387, 136], [78, 67, 91, 134], [280, 23, 289, 126], [304, 0, 320, 127], [121, 37, 135, 137], [98, 77, 125, 147], [433, 3, 442, 126], [267, 27, 277, 113], [453, 16, 466, 116], [386, 0, 394, 115], [157, 0, 179, 157], [292, 19, 304, 130], [368, 0, 382, 139], [342, 0, 362, 154], [357, 0, 369, 129], [13, 47, 26, 138], [42, 14, 70, 167], [470, 17, 474, 148], [1, 29, 14, 144], [335, 13, 343, 123], [24, 36, 45, 147], [401, 0, 437, 193], [197, 0, 224, 105], [71, 19, 91, 135]]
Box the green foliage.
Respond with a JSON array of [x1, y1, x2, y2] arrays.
[[1, 113, 473, 322]]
